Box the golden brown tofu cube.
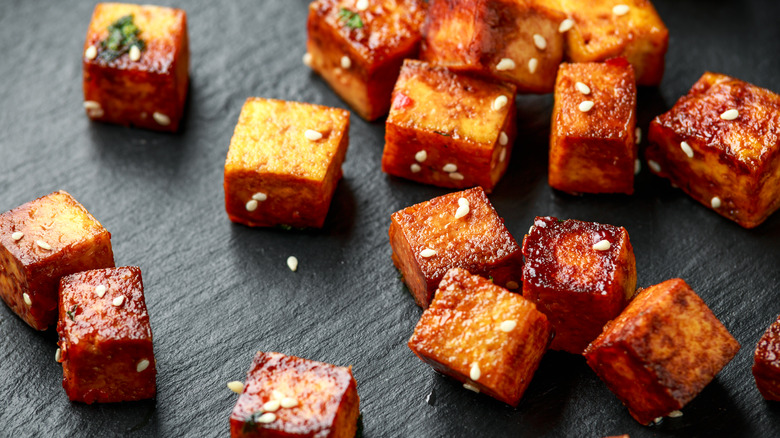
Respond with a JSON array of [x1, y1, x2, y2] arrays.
[[389, 187, 523, 308], [584, 279, 740, 425], [646, 73, 780, 228], [408, 268, 552, 406], [382, 60, 517, 192], [549, 59, 637, 194], [753, 314, 780, 401], [421, 0, 565, 93], [306, 0, 427, 120], [230, 351, 360, 438], [0, 191, 115, 330], [522, 216, 636, 354], [559, 0, 668, 86], [223, 98, 350, 229], [83, 3, 189, 132]]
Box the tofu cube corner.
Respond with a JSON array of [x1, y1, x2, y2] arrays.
[[753, 314, 780, 401]]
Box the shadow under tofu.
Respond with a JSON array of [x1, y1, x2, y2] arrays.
[[67, 397, 159, 437]]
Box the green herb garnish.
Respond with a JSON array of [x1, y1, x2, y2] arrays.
[[98, 14, 145, 62], [66, 304, 78, 321], [242, 411, 265, 433], [338, 8, 364, 29]]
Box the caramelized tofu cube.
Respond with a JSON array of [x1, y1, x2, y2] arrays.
[[522, 216, 636, 354], [408, 268, 552, 406], [646, 73, 780, 228], [230, 351, 360, 438], [0, 191, 115, 330], [306, 0, 427, 120], [389, 187, 523, 308], [421, 0, 565, 93], [584, 279, 740, 425], [224, 98, 350, 228], [57, 266, 156, 403], [382, 60, 517, 192], [82, 3, 189, 132], [559, 0, 668, 86], [753, 315, 780, 401], [549, 59, 638, 194]]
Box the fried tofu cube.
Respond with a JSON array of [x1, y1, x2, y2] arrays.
[[558, 0, 669, 86], [549, 59, 638, 194], [646, 73, 780, 228], [389, 187, 523, 308], [584, 278, 740, 425], [753, 314, 780, 401], [82, 3, 189, 132], [381, 60, 517, 192], [230, 351, 360, 438], [0, 191, 115, 330], [421, 0, 565, 93], [522, 216, 636, 354], [306, 0, 427, 121], [408, 268, 552, 406], [57, 266, 156, 403], [224, 98, 350, 229]]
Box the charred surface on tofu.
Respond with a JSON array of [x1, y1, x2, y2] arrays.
[[753, 315, 780, 401]]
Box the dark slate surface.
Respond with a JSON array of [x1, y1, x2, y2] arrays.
[[1, 0, 779, 436]]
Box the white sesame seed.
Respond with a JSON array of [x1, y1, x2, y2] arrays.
[[634, 159, 641, 175], [470, 363, 481, 381], [85, 45, 97, 60], [227, 381, 244, 394], [492, 95, 509, 111], [415, 150, 427, 163], [500, 320, 517, 332], [575, 82, 591, 95], [720, 109, 739, 120], [95, 285, 108, 298], [153, 112, 171, 126], [558, 18, 574, 33], [136, 359, 150, 372], [252, 192, 267, 202], [528, 225, 535, 234], [680, 141, 694, 158], [528, 58, 538, 74], [449, 172, 464, 181], [112, 295, 125, 307], [592, 240, 611, 251], [280, 397, 298, 408], [499, 132, 508, 146], [533, 34, 547, 50], [257, 413, 277, 424], [495, 58, 516, 71], [648, 160, 661, 173], [303, 52, 313, 67], [272, 390, 285, 400], [613, 4, 630, 16], [505, 281, 519, 290], [263, 400, 281, 412], [287, 256, 298, 272], [635, 127, 642, 144], [35, 240, 51, 250], [55, 348, 62, 362], [654, 417, 663, 424], [23, 293, 32, 307], [410, 163, 421, 173], [356, 0, 369, 11], [129, 45, 141, 61], [245, 199, 259, 212], [463, 382, 480, 393], [84, 101, 101, 110], [442, 163, 457, 173], [304, 129, 323, 141], [578, 101, 595, 112], [499, 148, 507, 163], [454, 198, 470, 219], [340, 56, 351, 69], [420, 248, 437, 258], [711, 196, 722, 209], [668, 410, 683, 418], [11, 232, 23, 241]]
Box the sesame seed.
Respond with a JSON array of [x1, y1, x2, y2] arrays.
[[635, 127, 642, 144], [528, 225, 535, 234], [634, 159, 641, 175], [449, 172, 464, 181], [263, 400, 281, 412], [55, 348, 62, 362], [592, 240, 611, 251], [578, 101, 595, 112], [463, 383, 480, 393], [492, 95, 508, 111], [558, 18, 574, 33], [654, 417, 663, 424], [495, 58, 516, 71], [256, 413, 276, 424], [95, 285, 107, 298], [680, 141, 694, 158], [505, 281, 519, 290], [252, 192, 267, 202], [415, 150, 427, 163], [575, 82, 591, 95], [340, 56, 351, 69], [287, 256, 298, 272], [499, 148, 507, 163], [500, 320, 517, 332], [83, 101, 101, 110], [280, 397, 298, 408], [272, 390, 285, 400], [112, 295, 125, 307], [23, 293, 32, 307], [245, 199, 259, 212], [410, 163, 421, 173], [648, 160, 661, 173], [227, 381, 244, 394], [454, 198, 470, 219], [442, 163, 458, 173], [533, 34, 547, 50], [85, 45, 97, 60], [613, 4, 630, 16], [303, 52, 312, 67], [304, 129, 323, 141], [153, 112, 171, 126], [470, 363, 481, 381], [499, 132, 508, 146], [136, 359, 150, 372], [720, 109, 739, 120], [420, 248, 437, 258], [35, 240, 52, 250], [528, 58, 538, 74], [356, 0, 369, 11], [129, 45, 141, 61], [668, 410, 683, 418], [11, 232, 23, 241], [711, 196, 722, 208]]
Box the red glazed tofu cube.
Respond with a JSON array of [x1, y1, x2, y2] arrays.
[[230, 351, 360, 438], [421, 0, 565, 93], [57, 266, 156, 403], [549, 59, 638, 194], [224, 98, 350, 228], [306, 0, 427, 120], [558, 0, 669, 86], [83, 3, 189, 132], [646, 73, 780, 228], [522, 216, 636, 354], [584, 278, 740, 425], [0, 191, 115, 330], [382, 60, 517, 192], [389, 187, 523, 308], [753, 314, 780, 401], [408, 268, 552, 406]]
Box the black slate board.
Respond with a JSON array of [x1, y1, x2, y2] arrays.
[[1, 0, 779, 437]]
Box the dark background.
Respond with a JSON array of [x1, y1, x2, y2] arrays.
[[1, 0, 779, 436]]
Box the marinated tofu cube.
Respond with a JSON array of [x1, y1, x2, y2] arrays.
[[584, 278, 740, 425], [389, 187, 523, 308], [224, 98, 350, 229], [306, 0, 427, 121], [421, 0, 565, 93], [230, 351, 360, 438], [0, 191, 115, 330], [558, 0, 669, 86], [82, 3, 189, 132], [646, 72, 780, 228], [753, 314, 780, 401], [549, 59, 638, 195], [382, 60, 517, 192], [522, 216, 636, 354], [408, 268, 552, 406], [57, 266, 156, 403]]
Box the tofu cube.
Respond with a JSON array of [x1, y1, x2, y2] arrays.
[[306, 0, 427, 121], [559, 0, 669, 86], [753, 314, 780, 401], [224, 98, 350, 228], [57, 266, 156, 403], [646, 73, 780, 228], [522, 216, 636, 354], [408, 268, 552, 406], [421, 0, 565, 93], [549, 59, 638, 195], [389, 187, 523, 308], [82, 3, 189, 132], [230, 351, 360, 438], [583, 278, 740, 425], [382, 60, 517, 192], [0, 191, 115, 330]]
